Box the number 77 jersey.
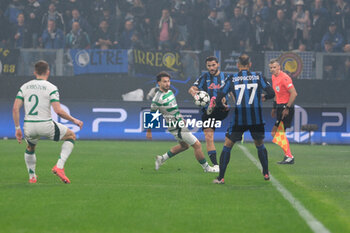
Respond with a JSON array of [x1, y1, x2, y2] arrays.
[[221, 70, 275, 126], [16, 79, 60, 122]]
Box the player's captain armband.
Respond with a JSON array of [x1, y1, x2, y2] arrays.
[[287, 83, 293, 88]]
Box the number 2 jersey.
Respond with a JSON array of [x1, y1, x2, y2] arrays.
[[221, 70, 275, 126], [16, 79, 59, 122]]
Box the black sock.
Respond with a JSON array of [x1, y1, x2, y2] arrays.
[[257, 144, 269, 175], [208, 150, 217, 165], [218, 146, 232, 180]]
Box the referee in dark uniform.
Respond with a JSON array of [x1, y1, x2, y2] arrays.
[[189, 56, 230, 170], [213, 54, 275, 184]]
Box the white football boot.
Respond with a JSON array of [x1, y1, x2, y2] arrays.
[[213, 165, 220, 172], [155, 155, 164, 170]]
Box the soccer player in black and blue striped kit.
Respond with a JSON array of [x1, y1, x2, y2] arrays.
[[213, 54, 275, 184], [189, 56, 230, 170]]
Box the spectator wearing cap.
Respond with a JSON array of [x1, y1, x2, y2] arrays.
[[41, 3, 65, 34], [309, 9, 328, 51], [292, 0, 310, 49], [321, 21, 344, 52]]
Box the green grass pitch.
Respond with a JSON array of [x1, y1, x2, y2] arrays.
[[0, 139, 350, 233]]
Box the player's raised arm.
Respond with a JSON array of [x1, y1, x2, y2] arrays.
[[51, 101, 83, 129], [12, 98, 24, 143]]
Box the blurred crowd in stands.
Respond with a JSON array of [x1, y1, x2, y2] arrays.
[[0, 0, 350, 53]]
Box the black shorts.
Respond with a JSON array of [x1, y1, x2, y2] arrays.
[[276, 104, 294, 129], [226, 124, 265, 142], [201, 108, 229, 130]]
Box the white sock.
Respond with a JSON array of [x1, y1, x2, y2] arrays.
[[161, 152, 169, 161], [24, 152, 36, 179], [57, 141, 74, 169]]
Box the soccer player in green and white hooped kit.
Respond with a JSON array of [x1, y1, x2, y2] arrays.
[[146, 71, 218, 173], [12, 60, 83, 184]]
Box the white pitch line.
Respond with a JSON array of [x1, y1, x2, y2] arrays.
[[238, 145, 331, 233]]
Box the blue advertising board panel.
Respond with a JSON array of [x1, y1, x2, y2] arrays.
[[70, 49, 128, 75], [1, 100, 349, 144]]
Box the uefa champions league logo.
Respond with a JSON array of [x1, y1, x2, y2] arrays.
[[75, 50, 90, 67]]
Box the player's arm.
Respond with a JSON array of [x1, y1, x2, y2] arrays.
[[12, 98, 23, 143], [281, 87, 297, 119], [188, 86, 199, 97], [260, 76, 275, 101], [286, 87, 297, 108], [188, 75, 204, 97], [51, 101, 83, 129]]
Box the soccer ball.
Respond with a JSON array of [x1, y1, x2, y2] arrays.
[[194, 91, 210, 107]]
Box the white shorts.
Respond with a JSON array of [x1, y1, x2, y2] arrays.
[[23, 121, 68, 145], [169, 128, 197, 146]]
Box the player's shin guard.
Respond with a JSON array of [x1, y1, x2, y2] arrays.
[[25, 150, 36, 179], [256, 144, 269, 175], [218, 146, 232, 180], [208, 150, 218, 165], [57, 140, 74, 169]]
